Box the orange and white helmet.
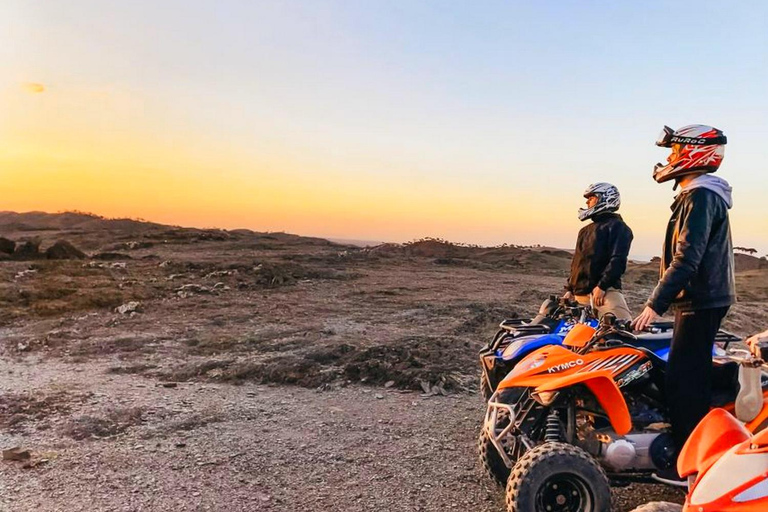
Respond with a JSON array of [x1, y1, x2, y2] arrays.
[[653, 124, 727, 184]]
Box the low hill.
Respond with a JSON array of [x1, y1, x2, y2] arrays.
[[0, 211, 338, 252]]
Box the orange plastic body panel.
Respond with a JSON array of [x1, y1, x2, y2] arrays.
[[678, 408, 751, 478], [497, 343, 646, 436], [498, 345, 647, 390], [562, 323, 596, 348], [535, 370, 632, 436], [496, 345, 577, 390], [678, 408, 768, 511], [684, 494, 768, 512]]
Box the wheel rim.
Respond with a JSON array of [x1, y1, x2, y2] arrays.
[[535, 473, 593, 512]]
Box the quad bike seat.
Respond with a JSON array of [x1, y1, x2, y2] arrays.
[[628, 332, 673, 354], [499, 317, 556, 335]]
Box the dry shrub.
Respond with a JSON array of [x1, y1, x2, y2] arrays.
[[157, 335, 475, 392], [0, 260, 146, 322], [70, 335, 152, 356], [157, 359, 235, 382], [0, 391, 85, 431], [61, 407, 144, 440], [166, 411, 226, 432], [105, 363, 158, 375]]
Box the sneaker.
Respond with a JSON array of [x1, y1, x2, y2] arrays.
[[652, 467, 688, 488]]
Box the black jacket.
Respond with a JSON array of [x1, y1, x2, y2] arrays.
[[647, 187, 736, 314], [566, 213, 633, 295]]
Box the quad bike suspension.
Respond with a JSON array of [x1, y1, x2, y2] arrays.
[[545, 410, 561, 442]]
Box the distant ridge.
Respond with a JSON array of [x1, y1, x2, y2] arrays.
[[0, 211, 341, 251], [326, 237, 384, 247]]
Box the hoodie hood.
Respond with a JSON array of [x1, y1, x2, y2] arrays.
[[679, 174, 733, 209]]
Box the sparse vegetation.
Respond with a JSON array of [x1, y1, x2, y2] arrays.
[[0, 391, 87, 432], [61, 407, 144, 440]]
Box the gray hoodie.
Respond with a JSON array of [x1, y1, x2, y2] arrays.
[[679, 174, 733, 209]]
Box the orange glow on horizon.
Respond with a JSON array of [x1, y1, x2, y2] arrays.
[[2, 83, 765, 254]]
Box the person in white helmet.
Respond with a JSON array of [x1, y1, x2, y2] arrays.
[[563, 182, 634, 321], [632, 124, 736, 486]]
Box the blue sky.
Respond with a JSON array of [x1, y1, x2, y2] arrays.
[[2, 1, 767, 258]]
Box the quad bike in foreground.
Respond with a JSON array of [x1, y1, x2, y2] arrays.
[[631, 407, 768, 512], [631, 336, 768, 512], [480, 316, 757, 512]]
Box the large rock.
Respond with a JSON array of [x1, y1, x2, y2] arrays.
[[0, 237, 15, 255], [13, 240, 42, 260], [45, 240, 87, 260]]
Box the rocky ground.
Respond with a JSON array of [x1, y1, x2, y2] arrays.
[[1, 212, 766, 511]]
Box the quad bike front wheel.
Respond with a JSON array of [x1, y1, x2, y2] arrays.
[[506, 442, 611, 512], [477, 428, 510, 486]]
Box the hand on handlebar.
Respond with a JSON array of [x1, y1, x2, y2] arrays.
[[631, 306, 660, 332], [747, 329, 768, 349]]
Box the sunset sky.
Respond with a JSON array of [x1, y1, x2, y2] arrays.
[[2, 1, 767, 258]]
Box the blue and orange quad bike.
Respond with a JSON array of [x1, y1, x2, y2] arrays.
[[477, 295, 727, 401], [480, 317, 745, 512]]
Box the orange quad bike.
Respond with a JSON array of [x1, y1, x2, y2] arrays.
[[631, 407, 768, 512], [479, 316, 768, 512]]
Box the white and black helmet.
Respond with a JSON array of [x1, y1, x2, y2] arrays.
[[578, 182, 621, 221]]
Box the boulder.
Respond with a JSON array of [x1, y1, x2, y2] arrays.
[[45, 240, 86, 260], [0, 237, 15, 255], [13, 240, 42, 260]]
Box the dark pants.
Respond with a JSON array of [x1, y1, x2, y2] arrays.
[[666, 306, 729, 453]]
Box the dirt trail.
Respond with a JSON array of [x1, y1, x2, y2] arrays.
[[0, 358, 685, 512]]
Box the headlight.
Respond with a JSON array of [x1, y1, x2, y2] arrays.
[[501, 339, 525, 359], [531, 390, 559, 406], [518, 354, 547, 372]]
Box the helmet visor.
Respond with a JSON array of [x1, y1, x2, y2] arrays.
[[656, 126, 675, 147]]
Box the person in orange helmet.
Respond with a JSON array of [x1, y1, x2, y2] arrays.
[[632, 124, 736, 486]]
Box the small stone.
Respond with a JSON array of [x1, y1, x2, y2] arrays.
[[115, 301, 142, 315], [3, 447, 31, 461], [384, 381, 395, 388], [375, 394, 384, 399]]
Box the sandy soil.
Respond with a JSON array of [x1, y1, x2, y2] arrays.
[[1, 213, 765, 511]]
